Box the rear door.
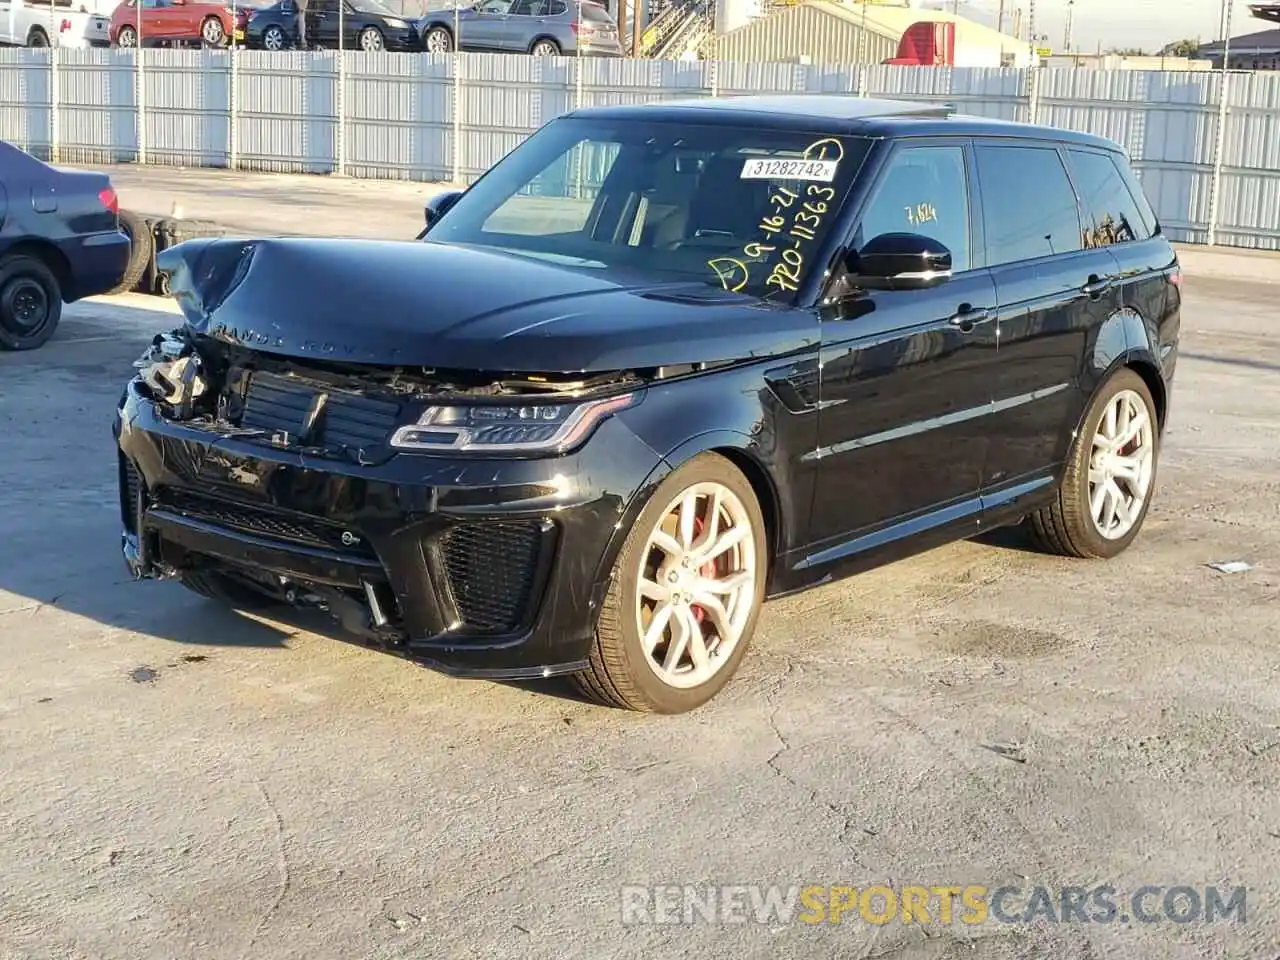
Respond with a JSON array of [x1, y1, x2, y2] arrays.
[[501, 0, 539, 50], [974, 140, 1122, 497], [1063, 146, 1174, 329], [807, 139, 999, 563]]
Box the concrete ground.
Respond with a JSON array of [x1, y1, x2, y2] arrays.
[[2, 167, 1279, 960]]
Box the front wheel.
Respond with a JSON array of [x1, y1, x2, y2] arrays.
[[27, 27, 49, 47], [1026, 368, 1160, 559], [116, 25, 138, 48], [358, 25, 384, 51], [262, 24, 287, 50], [573, 452, 768, 713], [423, 25, 452, 52]]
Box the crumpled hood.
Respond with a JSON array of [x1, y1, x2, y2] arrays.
[[156, 236, 817, 372]]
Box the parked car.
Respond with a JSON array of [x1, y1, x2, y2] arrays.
[[108, 0, 251, 47], [420, 0, 621, 56], [0, 0, 111, 47], [118, 96, 1180, 712], [0, 140, 131, 349], [245, 0, 422, 51]]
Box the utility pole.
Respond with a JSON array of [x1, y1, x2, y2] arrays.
[[618, 0, 629, 53], [1064, 0, 1074, 52], [1207, 0, 1234, 244], [1012, 6, 1022, 41], [996, 0, 1005, 35], [858, 0, 868, 63]]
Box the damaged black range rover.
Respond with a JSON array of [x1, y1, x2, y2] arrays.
[[116, 96, 1180, 713]]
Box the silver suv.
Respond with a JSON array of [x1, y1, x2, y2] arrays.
[[420, 0, 622, 56]]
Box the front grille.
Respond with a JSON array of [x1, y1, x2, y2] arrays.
[[119, 455, 144, 534], [156, 488, 375, 558], [240, 372, 401, 454], [441, 522, 545, 633]]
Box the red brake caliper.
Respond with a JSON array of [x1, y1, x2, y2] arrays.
[[689, 513, 718, 624]]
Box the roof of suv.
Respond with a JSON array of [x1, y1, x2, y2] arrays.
[[568, 95, 1122, 153]]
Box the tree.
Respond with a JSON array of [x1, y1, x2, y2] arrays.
[[1159, 38, 1201, 57]]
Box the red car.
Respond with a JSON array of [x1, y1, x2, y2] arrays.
[[109, 0, 250, 47]]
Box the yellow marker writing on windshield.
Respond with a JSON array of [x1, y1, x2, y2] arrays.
[[707, 257, 750, 292]]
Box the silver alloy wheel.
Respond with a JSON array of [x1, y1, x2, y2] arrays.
[[425, 27, 450, 52], [1088, 388, 1155, 540], [263, 25, 285, 50], [118, 26, 137, 47], [531, 39, 557, 55], [360, 26, 383, 50], [202, 17, 224, 44], [635, 481, 758, 690]]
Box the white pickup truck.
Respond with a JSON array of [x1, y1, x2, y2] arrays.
[[0, 0, 112, 47]]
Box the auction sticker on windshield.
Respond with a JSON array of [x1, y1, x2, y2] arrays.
[[740, 158, 839, 182]]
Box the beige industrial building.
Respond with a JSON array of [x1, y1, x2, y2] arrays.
[[710, 0, 1034, 67]]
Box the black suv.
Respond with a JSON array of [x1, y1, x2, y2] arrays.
[[117, 96, 1180, 713]]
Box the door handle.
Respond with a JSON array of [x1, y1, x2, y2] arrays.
[[947, 307, 993, 333], [1082, 276, 1113, 298]]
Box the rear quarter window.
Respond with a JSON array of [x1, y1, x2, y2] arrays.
[[1067, 147, 1153, 247], [578, 1, 613, 22]]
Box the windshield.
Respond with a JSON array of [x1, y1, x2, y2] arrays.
[[349, 0, 396, 14], [429, 117, 869, 303]]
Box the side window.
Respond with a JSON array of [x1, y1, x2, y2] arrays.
[[544, 0, 567, 13], [481, 138, 621, 237], [1112, 155, 1160, 237], [510, 0, 539, 14], [975, 144, 1082, 265], [1068, 148, 1151, 247], [853, 144, 970, 273]]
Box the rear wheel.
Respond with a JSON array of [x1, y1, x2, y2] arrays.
[[530, 37, 560, 56], [27, 26, 49, 47], [0, 255, 63, 351], [573, 452, 767, 713], [201, 15, 226, 46], [117, 24, 138, 47], [1026, 368, 1159, 559], [107, 209, 153, 295]]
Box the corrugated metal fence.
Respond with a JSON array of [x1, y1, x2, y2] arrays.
[[1, 49, 1276, 249]]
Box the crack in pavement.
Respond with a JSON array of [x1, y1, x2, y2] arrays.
[[762, 656, 866, 866], [242, 779, 292, 958]]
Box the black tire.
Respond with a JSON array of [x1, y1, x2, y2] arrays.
[[0, 254, 63, 351], [1025, 368, 1160, 560], [423, 25, 452, 53], [117, 24, 138, 47], [107, 209, 153, 295], [179, 569, 277, 611], [28, 27, 49, 47], [200, 16, 226, 47], [262, 24, 287, 50], [572, 452, 768, 713], [530, 37, 560, 55]]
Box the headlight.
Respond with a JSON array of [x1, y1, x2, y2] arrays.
[[389, 393, 637, 454]]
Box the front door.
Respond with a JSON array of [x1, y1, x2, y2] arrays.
[[806, 141, 998, 565], [459, 0, 512, 49], [972, 141, 1121, 493]]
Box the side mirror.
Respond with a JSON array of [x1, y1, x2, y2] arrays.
[[420, 190, 463, 236], [846, 232, 952, 291]]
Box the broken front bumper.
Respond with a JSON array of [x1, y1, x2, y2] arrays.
[[114, 379, 663, 679]]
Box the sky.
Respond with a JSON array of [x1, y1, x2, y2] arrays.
[[925, 0, 1263, 53]]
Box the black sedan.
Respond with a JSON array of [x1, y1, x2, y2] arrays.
[[119, 96, 1179, 713], [245, 0, 423, 50], [0, 141, 131, 350]]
